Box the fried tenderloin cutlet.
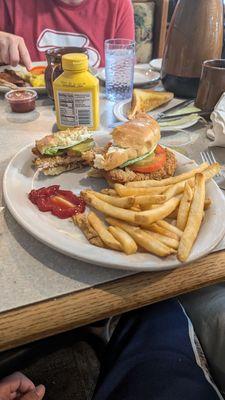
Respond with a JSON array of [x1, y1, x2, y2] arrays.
[[104, 149, 177, 184], [33, 152, 89, 176]]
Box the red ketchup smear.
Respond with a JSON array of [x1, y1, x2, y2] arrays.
[[28, 185, 86, 219]]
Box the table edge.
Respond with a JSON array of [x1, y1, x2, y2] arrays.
[[1, 250, 225, 352]]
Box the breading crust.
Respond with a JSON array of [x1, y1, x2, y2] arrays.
[[104, 149, 176, 184], [73, 214, 105, 248]]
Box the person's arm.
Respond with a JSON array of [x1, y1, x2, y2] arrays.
[[115, 0, 135, 40], [0, 372, 45, 400], [0, 0, 32, 69]]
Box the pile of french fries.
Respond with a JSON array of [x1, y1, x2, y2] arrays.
[[73, 162, 220, 263]]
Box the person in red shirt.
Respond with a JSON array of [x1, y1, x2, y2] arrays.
[[0, 0, 135, 70]]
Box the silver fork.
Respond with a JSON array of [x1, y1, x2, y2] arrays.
[[200, 149, 225, 190]]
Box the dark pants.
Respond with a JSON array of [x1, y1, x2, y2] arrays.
[[93, 300, 221, 400]]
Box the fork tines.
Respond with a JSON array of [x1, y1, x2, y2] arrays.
[[200, 150, 221, 177]]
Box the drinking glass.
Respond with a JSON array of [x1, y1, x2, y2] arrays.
[[105, 39, 135, 102]]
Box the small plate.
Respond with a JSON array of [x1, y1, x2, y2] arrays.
[[97, 65, 160, 87], [0, 61, 47, 94], [113, 99, 203, 131], [149, 58, 162, 72]]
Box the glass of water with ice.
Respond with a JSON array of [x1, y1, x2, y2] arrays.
[[105, 39, 135, 102]]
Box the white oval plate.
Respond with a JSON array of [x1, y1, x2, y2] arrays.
[[97, 65, 160, 88], [0, 61, 47, 94], [149, 58, 162, 72], [3, 134, 225, 272], [113, 99, 202, 131]]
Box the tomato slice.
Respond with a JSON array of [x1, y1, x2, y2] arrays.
[[30, 66, 46, 75], [130, 145, 166, 174]]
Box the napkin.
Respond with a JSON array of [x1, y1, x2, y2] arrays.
[[207, 93, 225, 147]]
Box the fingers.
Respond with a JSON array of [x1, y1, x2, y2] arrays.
[[21, 385, 45, 400], [18, 38, 32, 70], [0, 32, 32, 70], [0, 38, 9, 65], [0, 372, 35, 395], [9, 40, 20, 67]]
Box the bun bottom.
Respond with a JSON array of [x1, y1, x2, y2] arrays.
[[103, 149, 176, 184]]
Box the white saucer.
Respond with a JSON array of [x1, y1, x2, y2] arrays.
[[97, 64, 160, 88]]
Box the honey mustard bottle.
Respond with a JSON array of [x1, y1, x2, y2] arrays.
[[53, 53, 99, 130]]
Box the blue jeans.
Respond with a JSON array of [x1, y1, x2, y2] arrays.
[[93, 300, 222, 400]]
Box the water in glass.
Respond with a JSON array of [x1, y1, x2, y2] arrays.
[[105, 39, 135, 102]]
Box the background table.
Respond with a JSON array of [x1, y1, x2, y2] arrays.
[[1, 91, 225, 352]]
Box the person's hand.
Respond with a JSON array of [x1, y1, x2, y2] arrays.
[[0, 372, 45, 400], [0, 31, 32, 70]]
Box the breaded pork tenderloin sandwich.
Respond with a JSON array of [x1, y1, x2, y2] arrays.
[[32, 127, 94, 176], [84, 113, 176, 184]]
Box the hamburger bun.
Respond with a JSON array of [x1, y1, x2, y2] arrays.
[[94, 113, 161, 171], [112, 113, 160, 153]]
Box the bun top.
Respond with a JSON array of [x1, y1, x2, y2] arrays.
[[112, 113, 160, 155], [36, 127, 91, 155]]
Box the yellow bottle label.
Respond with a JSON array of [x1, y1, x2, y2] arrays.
[[57, 91, 94, 127]]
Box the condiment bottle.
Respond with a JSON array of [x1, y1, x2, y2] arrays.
[[53, 53, 99, 130], [45, 47, 87, 100], [161, 0, 223, 98]]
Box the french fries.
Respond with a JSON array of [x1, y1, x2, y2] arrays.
[[76, 161, 217, 263], [164, 178, 194, 201], [202, 163, 220, 180], [82, 191, 141, 224], [178, 174, 206, 262], [169, 197, 211, 219], [73, 214, 105, 248], [143, 230, 179, 250], [176, 182, 193, 230], [126, 163, 208, 187], [101, 188, 118, 196], [88, 212, 122, 251], [88, 191, 135, 209], [156, 220, 183, 238], [114, 183, 168, 197], [135, 197, 180, 226], [134, 194, 167, 209], [106, 218, 176, 257], [146, 223, 179, 240], [108, 226, 138, 255]]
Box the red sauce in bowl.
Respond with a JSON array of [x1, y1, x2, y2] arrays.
[[28, 185, 86, 219], [5, 89, 37, 113]]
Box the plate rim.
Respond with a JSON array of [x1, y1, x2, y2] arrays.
[[3, 143, 225, 271]]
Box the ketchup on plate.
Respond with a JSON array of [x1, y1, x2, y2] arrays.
[[28, 185, 86, 219]]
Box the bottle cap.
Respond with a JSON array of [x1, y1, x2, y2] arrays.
[[62, 53, 88, 72]]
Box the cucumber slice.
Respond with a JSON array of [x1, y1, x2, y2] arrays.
[[120, 145, 157, 168]]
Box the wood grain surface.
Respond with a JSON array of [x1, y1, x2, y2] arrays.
[[1, 251, 225, 352]]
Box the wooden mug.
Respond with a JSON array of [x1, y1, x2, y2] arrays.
[[195, 60, 225, 112]]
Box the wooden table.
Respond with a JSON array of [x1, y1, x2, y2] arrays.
[[1, 90, 225, 353]]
